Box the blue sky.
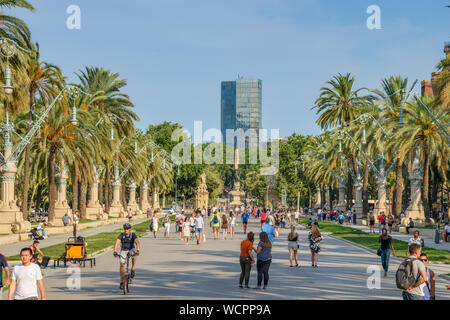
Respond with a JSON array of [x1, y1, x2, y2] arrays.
[[9, 0, 450, 138]]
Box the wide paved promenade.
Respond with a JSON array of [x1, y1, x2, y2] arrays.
[[4, 218, 449, 300]]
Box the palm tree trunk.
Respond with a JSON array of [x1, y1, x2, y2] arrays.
[[329, 185, 333, 211], [48, 147, 58, 222], [35, 184, 43, 216], [98, 179, 103, 205], [105, 166, 110, 212], [422, 143, 431, 218], [393, 156, 404, 217], [72, 164, 78, 212], [79, 178, 87, 219], [22, 91, 36, 219], [121, 184, 127, 211], [362, 160, 369, 217], [346, 173, 353, 210]]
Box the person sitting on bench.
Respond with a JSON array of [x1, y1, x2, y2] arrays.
[[405, 218, 414, 234], [29, 240, 45, 264], [443, 222, 450, 242]]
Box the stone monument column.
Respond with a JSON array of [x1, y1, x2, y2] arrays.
[[127, 180, 140, 214], [108, 161, 125, 217], [336, 180, 347, 211], [86, 165, 106, 220], [353, 167, 363, 215], [139, 179, 150, 212], [403, 150, 426, 226], [48, 161, 72, 226], [0, 135, 31, 235]]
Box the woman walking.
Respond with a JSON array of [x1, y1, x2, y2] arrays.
[[230, 213, 236, 240], [308, 224, 323, 267], [182, 217, 191, 246], [368, 211, 375, 233], [287, 225, 299, 267], [163, 213, 171, 238], [221, 214, 229, 240], [239, 232, 255, 288], [189, 214, 196, 240], [152, 213, 159, 239], [387, 214, 394, 234], [254, 232, 272, 289], [274, 212, 281, 238], [378, 228, 396, 277]]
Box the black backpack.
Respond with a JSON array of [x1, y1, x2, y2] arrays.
[[395, 257, 418, 290]]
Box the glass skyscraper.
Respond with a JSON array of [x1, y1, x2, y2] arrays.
[[221, 77, 262, 146]]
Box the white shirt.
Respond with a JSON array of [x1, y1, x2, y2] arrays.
[[444, 225, 450, 233], [195, 216, 204, 228], [73, 214, 79, 224], [37, 222, 44, 229], [423, 268, 431, 300], [408, 237, 423, 246], [230, 217, 236, 226], [11, 263, 43, 300], [189, 216, 196, 226]]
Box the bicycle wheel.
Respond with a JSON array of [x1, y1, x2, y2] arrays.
[[123, 275, 128, 295]]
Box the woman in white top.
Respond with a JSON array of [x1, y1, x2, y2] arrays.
[[182, 219, 191, 245], [163, 213, 171, 238], [152, 214, 159, 239], [229, 213, 236, 240]]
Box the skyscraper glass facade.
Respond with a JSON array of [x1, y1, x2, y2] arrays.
[[221, 78, 262, 146]]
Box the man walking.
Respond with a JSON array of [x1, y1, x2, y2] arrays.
[[419, 253, 435, 300], [0, 252, 10, 293], [400, 243, 427, 300], [8, 248, 45, 300], [195, 211, 204, 245], [210, 210, 221, 240], [260, 218, 275, 243], [241, 210, 249, 234]]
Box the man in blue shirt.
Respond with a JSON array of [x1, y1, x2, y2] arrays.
[[241, 211, 249, 234], [0, 253, 10, 290], [260, 218, 275, 243]]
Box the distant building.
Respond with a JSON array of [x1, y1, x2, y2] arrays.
[[423, 42, 450, 96], [221, 77, 262, 147]]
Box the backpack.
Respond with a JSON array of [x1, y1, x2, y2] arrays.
[[395, 257, 418, 290], [213, 215, 219, 224]]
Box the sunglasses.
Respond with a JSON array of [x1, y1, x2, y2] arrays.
[[419, 259, 427, 262]]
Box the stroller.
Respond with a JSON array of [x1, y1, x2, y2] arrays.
[[30, 228, 44, 241]]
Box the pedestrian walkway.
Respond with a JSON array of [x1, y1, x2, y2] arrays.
[[0, 218, 149, 258], [11, 217, 448, 300]]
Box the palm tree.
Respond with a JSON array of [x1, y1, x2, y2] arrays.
[[314, 73, 371, 210], [314, 73, 369, 130], [395, 95, 449, 218], [371, 76, 417, 217], [433, 51, 450, 111], [0, 0, 34, 44], [21, 43, 63, 218]]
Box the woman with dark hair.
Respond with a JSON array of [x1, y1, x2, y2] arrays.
[[221, 214, 229, 240], [308, 225, 323, 267], [239, 232, 255, 288], [254, 232, 272, 289], [378, 228, 396, 277]]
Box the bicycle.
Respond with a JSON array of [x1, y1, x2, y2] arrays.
[[115, 251, 137, 295]]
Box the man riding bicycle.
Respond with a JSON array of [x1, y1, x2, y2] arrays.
[[113, 223, 140, 290]]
